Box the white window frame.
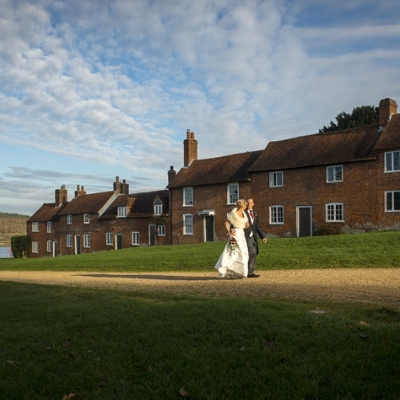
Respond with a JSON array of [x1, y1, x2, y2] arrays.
[[183, 214, 193, 235], [67, 215, 72, 224], [269, 205, 284, 224], [158, 225, 165, 236], [326, 203, 344, 222], [47, 240, 52, 252], [154, 204, 162, 215], [106, 232, 113, 245], [118, 207, 127, 218], [132, 231, 140, 246], [32, 241, 38, 253], [47, 222, 52, 233], [84, 214, 90, 224], [66, 234, 72, 248], [269, 172, 283, 187], [183, 187, 193, 206], [326, 165, 343, 183], [32, 222, 39, 232], [83, 234, 90, 248], [227, 183, 239, 205], [385, 191, 400, 212], [385, 151, 400, 172]]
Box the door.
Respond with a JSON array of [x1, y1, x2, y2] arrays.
[[75, 235, 81, 254], [116, 234, 123, 249], [297, 207, 312, 237], [149, 224, 156, 246], [205, 216, 215, 242], [53, 241, 58, 257]]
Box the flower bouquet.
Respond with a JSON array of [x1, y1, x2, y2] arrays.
[[228, 236, 238, 255]]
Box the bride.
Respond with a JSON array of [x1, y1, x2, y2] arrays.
[[214, 199, 249, 279]]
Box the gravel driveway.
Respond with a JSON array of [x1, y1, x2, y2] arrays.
[[1, 268, 399, 308]]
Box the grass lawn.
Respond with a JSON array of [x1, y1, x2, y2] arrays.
[[1, 231, 400, 399]]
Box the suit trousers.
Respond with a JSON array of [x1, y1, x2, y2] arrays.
[[247, 236, 258, 275]]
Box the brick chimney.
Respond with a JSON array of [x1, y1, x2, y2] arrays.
[[55, 185, 68, 207], [121, 179, 129, 194], [379, 98, 398, 127], [184, 129, 198, 167], [167, 165, 176, 184], [74, 185, 86, 197], [113, 176, 129, 194]]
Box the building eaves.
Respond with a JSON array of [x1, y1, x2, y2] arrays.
[[27, 202, 67, 222], [58, 191, 115, 215]]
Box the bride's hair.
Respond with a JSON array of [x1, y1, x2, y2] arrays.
[[236, 199, 247, 209]]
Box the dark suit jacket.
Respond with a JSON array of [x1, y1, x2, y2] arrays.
[[244, 209, 267, 254]]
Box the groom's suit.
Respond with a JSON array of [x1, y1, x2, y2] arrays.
[[244, 209, 267, 277]]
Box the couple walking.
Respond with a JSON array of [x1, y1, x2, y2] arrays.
[[215, 198, 267, 279]]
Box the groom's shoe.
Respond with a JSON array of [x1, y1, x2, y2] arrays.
[[248, 273, 260, 278]]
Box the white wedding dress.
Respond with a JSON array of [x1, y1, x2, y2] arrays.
[[214, 208, 249, 278]]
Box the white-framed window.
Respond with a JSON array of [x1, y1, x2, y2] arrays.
[[385, 191, 400, 211], [118, 207, 127, 217], [66, 235, 72, 248], [84, 214, 90, 224], [106, 232, 113, 245], [47, 222, 52, 233], [269, 172, 283, 187], [132, 231, 140, 245], [154, 198, 162, 215], [183, 187, 193, 206], [385, 151, 400, 172], [183, 214, 193, 235], [158, 225, 165, 236], [67, 215, 72, 224], [83, 234, 90, 248], [32, 241, 38, 253], [326, 165, 343, 183], [47, 240, 52, 252], [269, 206, 284, 224], [326, 203, 344, 222], [32, 222, 39, 232], [227, 183, 239, 204]]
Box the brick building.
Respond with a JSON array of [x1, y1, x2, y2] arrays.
[[168, 98, 400, 242], [27, 177, 169, 257]]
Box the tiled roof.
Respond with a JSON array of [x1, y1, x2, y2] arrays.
[[58, 191, 115, 215], [27, 203, 67, 222], [168, 150, 263, 188], [99, 190, 169, 219], [374, 114, 400, 151], [249, 125, 382, 172]]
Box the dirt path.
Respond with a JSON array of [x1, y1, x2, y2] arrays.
[[0, 269, 399, 308]]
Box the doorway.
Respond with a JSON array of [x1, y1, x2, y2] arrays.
[[297, 207, 312, 237]]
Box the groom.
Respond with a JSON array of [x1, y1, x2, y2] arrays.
[[244, 198, 267, 278]]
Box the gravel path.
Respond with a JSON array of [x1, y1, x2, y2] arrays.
[[0, 269, 399, 308]]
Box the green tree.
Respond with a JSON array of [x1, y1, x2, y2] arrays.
[[319, 105, 379, 133], [11, 235, 30, 258]]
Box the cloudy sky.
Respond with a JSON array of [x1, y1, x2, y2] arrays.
[[1, 0, 399, 215]]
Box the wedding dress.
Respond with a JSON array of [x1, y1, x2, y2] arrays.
[[214, 208, 249, 278]]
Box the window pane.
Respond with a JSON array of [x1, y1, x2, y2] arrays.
[[394, 192, 400, 210], [394, 152, 400, 171]]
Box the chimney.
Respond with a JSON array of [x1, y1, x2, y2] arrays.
[[113, 176, 122, 194], [55, 184, 68, 207], [122, 179, 129, 194], [379, 98, 398, 127], [167, 165, 176, 184], [184, 129, 198, 167], [74, 185, 87, 197]]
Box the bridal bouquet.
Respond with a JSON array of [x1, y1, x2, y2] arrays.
[[228, 236, 238, 254]]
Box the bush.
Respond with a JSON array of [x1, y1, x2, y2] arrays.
[[11, 235, 30, 258], [313, 222, 342, 236]]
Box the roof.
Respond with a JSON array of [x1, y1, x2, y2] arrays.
[[27, 202, 67, 222], [168, 150, 263, 188], [99, 190, 169, 219], [249, 124, 382, 172], [374, 114, 400, 151], [58, 191, 115, 215]]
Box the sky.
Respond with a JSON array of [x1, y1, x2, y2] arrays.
[[0, 0, 399, 216]]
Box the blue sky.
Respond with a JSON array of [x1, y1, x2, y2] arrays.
[[1, 0, 399, 215]]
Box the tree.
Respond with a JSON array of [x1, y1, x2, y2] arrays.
[[319, 105, 379, 133], [11, 235, 30, 258]]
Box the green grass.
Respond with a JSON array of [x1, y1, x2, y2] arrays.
[[1, 282, 400, 399], [1, 231, 400, 399], [2, 231, 400, 272]]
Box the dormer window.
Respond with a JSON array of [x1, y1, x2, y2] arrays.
[[154, 198, 162, 215], [84, 214, 90, 224], [118, 207, 127, 217]]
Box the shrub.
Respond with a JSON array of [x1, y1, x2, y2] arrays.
[[313, 222, 342, 236], [11, 235, 30, 258]]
